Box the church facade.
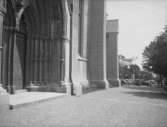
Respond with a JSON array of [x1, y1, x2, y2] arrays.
[[0, 0, 119, 98]]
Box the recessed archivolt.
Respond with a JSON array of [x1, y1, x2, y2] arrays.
[[21, 0, 63, 38], [5, 0, 70, 38], [4, 0, 15, 27]]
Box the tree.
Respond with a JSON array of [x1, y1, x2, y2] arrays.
[[143, 26, 167, 78], [119, 55, 140, 79]]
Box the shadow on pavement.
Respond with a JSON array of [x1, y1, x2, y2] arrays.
[[123, 85, 162, 91], [123, 86, 167, 100]]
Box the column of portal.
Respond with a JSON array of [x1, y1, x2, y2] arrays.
[[50, 39, 52, 83], [8, 28, 15, 94], [34, 36, 38, 85], [52, 40, 55, 82], [0, 1, 9, 110], [6, 29, 13, 93], [53, 40, 57, 82], [61, 0, 72, 95], [41, 38, 45, 85], [60, 41, 65, 84], [1, 27, 9, 91], [44, 38, 48, 84], [31, 37, 35, 84], [39, 37, 43, 85], [37, 36, 40, 85], [25, 36, 31, 86], [48, 39, 51, 83], [0, 1, 7, 94]]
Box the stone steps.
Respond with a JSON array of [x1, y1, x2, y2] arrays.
[[9, 92, 66, 109], [15, 89, 28, 94]]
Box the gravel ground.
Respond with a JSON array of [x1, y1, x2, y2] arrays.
[[0, 86, 167, 127]]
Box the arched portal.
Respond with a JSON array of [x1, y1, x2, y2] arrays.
[[2, 0, 71, 93], [19, 0, 65, 91]]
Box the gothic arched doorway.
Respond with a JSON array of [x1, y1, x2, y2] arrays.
[[2, 0, 71, 94]]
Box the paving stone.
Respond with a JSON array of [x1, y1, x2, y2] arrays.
[[0, 86, 167, 127]]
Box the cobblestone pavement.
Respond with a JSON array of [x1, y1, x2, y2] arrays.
[[1, 86, 167, 127]]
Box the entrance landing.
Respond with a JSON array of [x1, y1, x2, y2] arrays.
[[9, 92, 66, 109]]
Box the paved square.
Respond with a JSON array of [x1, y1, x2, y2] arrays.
[[0, 86, 167, 127]]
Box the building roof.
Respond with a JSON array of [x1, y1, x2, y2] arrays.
[[106, 19, 119, 33]]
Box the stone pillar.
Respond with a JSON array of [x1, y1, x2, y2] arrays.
[[26, 36, 36, 90], [78, 0, 89, 89], [41, 38, 45, 84], [0, 0, 9, 110], [34, 37, 38, 85], [0, 3, 6, 93], [37, 37, 40, 84], [25, 36, 31, 86], [61, 0, 72, 95], [39, 38, 43, 84], [8, 29, 15, 94], [32, 37, 35, 84], [106, 20, 120, 87], [50, 39, 53, 82], [47, 39, 50, 83], [43, 38, 47, 85], [60, 41, 65, 83], [87, 0, 109, 89], [29, 36, 34, 85]]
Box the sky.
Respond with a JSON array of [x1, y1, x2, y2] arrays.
[[106, 0, 167, 67]]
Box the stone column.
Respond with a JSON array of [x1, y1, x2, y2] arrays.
[[26, 36, 35, 90], [32, 37, 35, 84], [0, 0, 9, 110], [0, 6, 6, 94], [79, 0, 89, 88], [50, 39, 53, 82], [44, 38, 48, 84], [0, 0, 6, 93], [28, 36, 33, 85], [43, 38, 47, 85], [47, 39, 51, 83], [60, 41, 65, 83], [41, 38, 45, 84], [87, 0, 109, 89], [7, 29, 15, 94], [106, 20, 120, 87], [25, 36, 30, 86], [61, 0, 72, 95], [39, 37, 43, 85], [34, 37, 38, 85], [37, 36, 40, 84]]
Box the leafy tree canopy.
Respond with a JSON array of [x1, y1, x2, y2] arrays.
[[143, 26, 167, 77]]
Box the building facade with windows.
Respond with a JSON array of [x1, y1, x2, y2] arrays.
[[0, 0, 119, 105]]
